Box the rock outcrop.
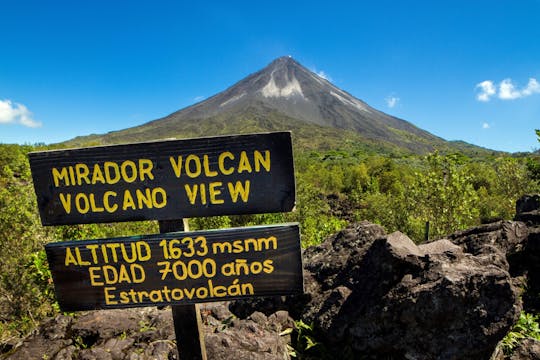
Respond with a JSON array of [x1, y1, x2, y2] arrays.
[[231, 219, 527, 359], [514, 194, 540, 314], [298, 222, 521, 359], [3, 304, 293, 360], [5, 195, 540, 360], [509, 339, 540, 360]]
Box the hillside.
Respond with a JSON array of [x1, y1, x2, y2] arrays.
[[62, 57, 496, 156]]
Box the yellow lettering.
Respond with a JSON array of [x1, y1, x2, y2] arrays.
[[104, 162, 120, 184], [103, 191, 118, 212], [131, 264, 146, 283], [103, 265, 118, 284], [237, 151, 252, 173], [228, 180, 250, 203], [107, 243, 120, 262], [152, 187, 167, 208], [232, 240, 244, 253], [244, 238, 258, 251], [59, 193, 72, 214], [139, 159, 154, 181], [254, 150, 271, 172], [169, 156, 183, 178], [75, 164, 90, 185], [91, 164, 105, 184], [218, 152, 234, 175], [75, 248, 90, 266], [136, 188, 153, 209], [122, 190, 136, 210], [185, 155, 201, 178], [196, 287, 208, 299], [104, 287, 118, 305], [209, 181, 224, 204], [184, 184, 198, 205], [203, 155, 218, 177], [86, 244, 99, 263], [263, 259, 274, 274], [171, 288, 183, 300], [183, 184, 206, 205], [68, 166, 76, 186], [75, 193, 90, 214], [89, 193, 104, 212], [200, 183, 207, 204], [210, 279, 227, 297], [213, 242, 232, 254], [149, 290, 163, 302], [241, 282, 254, 295], [64, 248, 78, 266], [120, 243, 137, 263], [100, 244, 109, 263], [120, 291, 130, 304], [212, 237, 276, 255], [136, 241, 151, 261], [89, 267, 104, 286], [118, 265, 131, 283], [52, 167, 70, 187], [120, 160, 137, 183], [258, 236, 277, 250]]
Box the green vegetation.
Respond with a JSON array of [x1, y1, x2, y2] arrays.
[[286, 320, 326, 359], [60, 110, 500, 158], [501, 312, 540, 355], [0, 144, 56, 340], [0, 136, 539, 344]]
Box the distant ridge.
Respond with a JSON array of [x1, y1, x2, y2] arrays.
[[63, 57, 496, 156]]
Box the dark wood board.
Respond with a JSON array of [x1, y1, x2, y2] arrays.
[[45, 223, 303, 311], [29, 132, 295, 225]]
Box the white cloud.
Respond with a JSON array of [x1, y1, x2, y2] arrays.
[[193, 96, 205, 102], [476, 78, 540, 101], [523, 78, 540, 96], [0, 99, 41, 128], [310, 66, 332, 82], [316, 70, 331, 81], [385, 95, 400, 108], [499, 79, 521, 100], [476, 80, 496, 102], [482, 122, 490, 129]]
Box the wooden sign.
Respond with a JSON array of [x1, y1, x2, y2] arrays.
[[29, 132, 295, 225], [45, 223, 303, 311]]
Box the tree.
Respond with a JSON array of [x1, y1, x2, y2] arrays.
[[526, 130, 540, 182], [0, 145, 56, 340], [409, 152, 479, 239]]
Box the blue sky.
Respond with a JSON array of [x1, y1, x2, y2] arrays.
[[1, 0, 539, 152]]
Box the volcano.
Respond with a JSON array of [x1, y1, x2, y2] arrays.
[[64, 57, 491, 155]]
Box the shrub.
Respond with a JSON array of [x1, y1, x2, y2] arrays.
[[501, 312, 540, 355]]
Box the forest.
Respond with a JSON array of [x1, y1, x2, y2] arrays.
[[1, 133, 539, 346]]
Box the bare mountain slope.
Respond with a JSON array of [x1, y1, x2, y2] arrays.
[[64, 57, 494, 155]]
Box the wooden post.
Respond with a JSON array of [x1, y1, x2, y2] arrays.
[[424, 221, 430, 242], [159, 219, 207, 360]]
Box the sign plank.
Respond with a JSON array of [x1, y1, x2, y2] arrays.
[[29, 132, 295, 225], [45, 223, 303, 311]]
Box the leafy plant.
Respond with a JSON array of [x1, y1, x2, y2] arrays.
[[74, 335, 89, 349], [501, 312, 540, 355], [138, 320, 157, 332], [27, 250, 59, 312], [287, 320, 326, 358]]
